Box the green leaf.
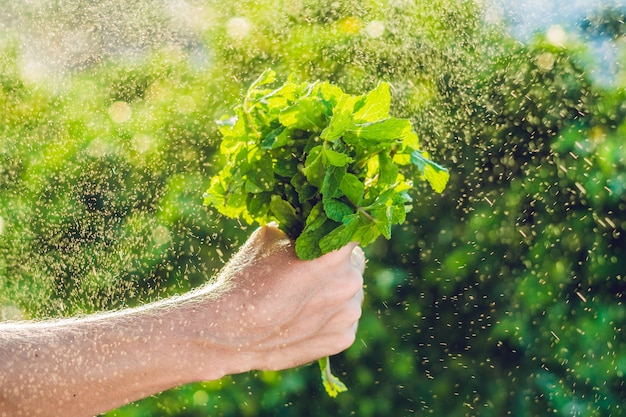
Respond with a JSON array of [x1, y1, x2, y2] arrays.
[[390, 192, 412, 224], [410, 150, 450, 193], [353, 82, 391, 123], [218, 117, 247, 154], [321, 94, 359, 142], [260, 126, 288, 150], [279, 97, 327, 131], [378, 151, 399, 185], [340, 173, 365, 205], [349, 118, 411, 146], [274, 154, 299, 177], [272, 128, 293, 149], [205, 175, 250, 220], [352, 213, 381, 247], [401, 129, 420, 150], [247, 192, 272, 220], [321, 165, 345, 199], [248, 68, 277, 91], [302, 145, 325, 188], [319, 214, 359, 253], [318, 357, 348, 398], [323, 147, 353, 167], [371, 206, 393, 239], [316, 82, 346, 107], [323, 198, 353, 222], [260, 82, 299, 113], [295, 203, 337, 260], [290, 172, 317, 204], [244, 151, 275, 193], [203, 176, 226, 207], [269, 196, 300, 237]]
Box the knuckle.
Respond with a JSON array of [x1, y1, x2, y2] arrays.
[[345, 301, 362, 322], [347, 271, 364, 296], [336, 331, 357, 351], [339, 266, 363, 291]]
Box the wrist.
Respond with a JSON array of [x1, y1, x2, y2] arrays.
[[162, 292, 260, 383]]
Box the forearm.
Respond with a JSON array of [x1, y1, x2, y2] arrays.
[[0, 297, 227, 417]]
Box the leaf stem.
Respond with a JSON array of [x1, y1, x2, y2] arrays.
[[243, 94, 261, 139], [357, 205, 375, 222]]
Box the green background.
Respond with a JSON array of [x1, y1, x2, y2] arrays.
[[1, 1, 625, 415]]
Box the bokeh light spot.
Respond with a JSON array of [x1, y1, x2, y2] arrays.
[[108, 101, 132, 123], [364, 20, 385, 38], [226, 17, 252, 40]]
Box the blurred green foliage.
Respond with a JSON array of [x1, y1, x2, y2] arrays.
[[1, 0, 625, 416]]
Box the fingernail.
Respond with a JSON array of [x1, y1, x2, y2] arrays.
[[350, 246, 365, 272]]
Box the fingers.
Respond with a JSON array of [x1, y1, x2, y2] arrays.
[[321, 244, 364, 349], [251, 225, 367, 275]]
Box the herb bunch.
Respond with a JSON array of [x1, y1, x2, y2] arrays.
[[205, 69, 448, 260]]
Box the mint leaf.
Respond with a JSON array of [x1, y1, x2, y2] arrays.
[[321, 94, 359, 142], [279, 97, 327, 131], [248, 68, 277, 90], [352, 214, 381, 246], [353, 82, 391, 122], [323, 198, 353, 223], [247, 192, 271, 221], [260, 126, 288, 150], [378, 151, 399, 186], [302, 145, 325, 187], [370, 206, 392, 239], [316, 82, 346, 107], [410, 150, 450, 193], [244, 151, 275, 193], [269, 196, 299, 231], [351, 118, 411, 145], [340, 173, 365, 205], [290, 172, 317, 204], [321, 166, 345, 200], [323, 147, 353, 167], [295, 203, 337, 260], [319, 214, 359, 253]]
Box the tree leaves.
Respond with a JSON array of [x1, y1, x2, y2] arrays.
[[204, 69, 449, 260]]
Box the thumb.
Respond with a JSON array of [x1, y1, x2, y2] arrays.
[[243, 223, 294, 259]]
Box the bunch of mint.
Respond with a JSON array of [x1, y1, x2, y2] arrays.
[[204, 69, 448, 396], [205, 69, 448, 259]]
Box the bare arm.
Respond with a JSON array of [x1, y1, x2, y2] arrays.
[[0, 225, 365, 417]]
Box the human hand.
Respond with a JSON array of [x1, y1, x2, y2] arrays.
[[176, 224, 365, 379]]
